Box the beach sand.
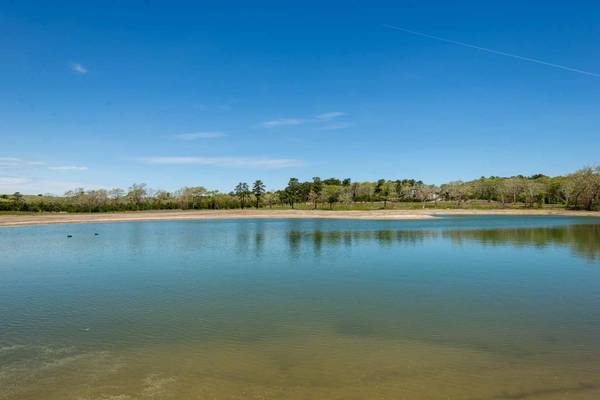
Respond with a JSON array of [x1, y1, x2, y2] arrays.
[[1, 208, 598, 227]]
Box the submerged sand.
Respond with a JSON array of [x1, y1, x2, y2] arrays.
[[0, 208, 598, 227], [5, 335, 600, 400]]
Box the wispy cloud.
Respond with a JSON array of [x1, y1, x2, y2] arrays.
[[261, 118, 305, 128], [260, 111, 350, 129], [137, 156, 303, 168], [0, 158, 92, 194], [0, 177, 31, 185], [174, 132, 227, 140], [48, 165, 89, 171], [318, 122, 354, 131], [0, 177, 101, 195], [0, 157, 45, 169], [1, 157, 88, 172], [315, 112, 346, 121], [70, 62, 88, 74]]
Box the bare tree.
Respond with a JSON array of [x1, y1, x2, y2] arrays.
[[109, 188, 125, 208], [441, 181, 470, 206], [127, 183, 147, 209], [563, 167, 600, 210], [522, 180, 546, 208], [339, 186, 353, 206], [176, 186, 207, 209], [497, 179, 518, 206], [415, 184, 435, 208]]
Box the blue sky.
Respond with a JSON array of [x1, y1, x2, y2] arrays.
[[1, 1, 599, 194]]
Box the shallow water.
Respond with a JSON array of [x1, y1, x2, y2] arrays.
[[1, 216, 600, 399]]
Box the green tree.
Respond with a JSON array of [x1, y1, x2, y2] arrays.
[[12, 192, 24, 211], [285, 178, 301, 209], [310, 177, 323, 209], [234, 182, 250, 209], [263, 192, 275, 208], [374, 179, 390, 208], [473, 178, 496, 202], [324, 185, 340, 209], [252, 180, 266, 208]]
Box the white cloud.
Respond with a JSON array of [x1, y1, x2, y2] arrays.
[[174, 132, 227, 140], [261, 118, 305, 128], [70, 63, 88, 74], [48, 165, 89, 171], [260, 112, 348, 128], [0, 177, 31, 185], [138, 156, 302, 168], [318, 122, 354, 131], [0, 157, 45, 169], [314, 112, 345, 121], [0, 177, 101, 195], [1, 157, 90, 172], [0, 158, 93, 194]]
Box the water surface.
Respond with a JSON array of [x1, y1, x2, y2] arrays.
[[1, 216, 600, 399]]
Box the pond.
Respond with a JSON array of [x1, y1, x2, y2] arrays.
[[1, 216, 600, 399]]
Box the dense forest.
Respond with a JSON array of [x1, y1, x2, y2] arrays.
[[1, 166, 599, 213]]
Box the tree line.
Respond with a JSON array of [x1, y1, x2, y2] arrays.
[[1, 166, 599, 213]]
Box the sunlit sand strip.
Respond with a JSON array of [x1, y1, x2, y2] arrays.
[[0, 210, 434, 227], [1, 209, 598, 227]]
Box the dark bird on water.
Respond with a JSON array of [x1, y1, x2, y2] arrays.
[[67, 235, 72, 238], [94, 233, 99, 236]]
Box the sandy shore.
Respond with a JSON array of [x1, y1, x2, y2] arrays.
[[0, 208, 598, 227]]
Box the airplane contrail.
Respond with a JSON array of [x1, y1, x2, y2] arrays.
[[383, 24, 600, 78]]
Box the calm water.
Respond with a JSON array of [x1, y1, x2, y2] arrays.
[[1, 216, 600, 399]]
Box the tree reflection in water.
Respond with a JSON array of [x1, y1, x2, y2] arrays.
[[287, 224, 600, 262]]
